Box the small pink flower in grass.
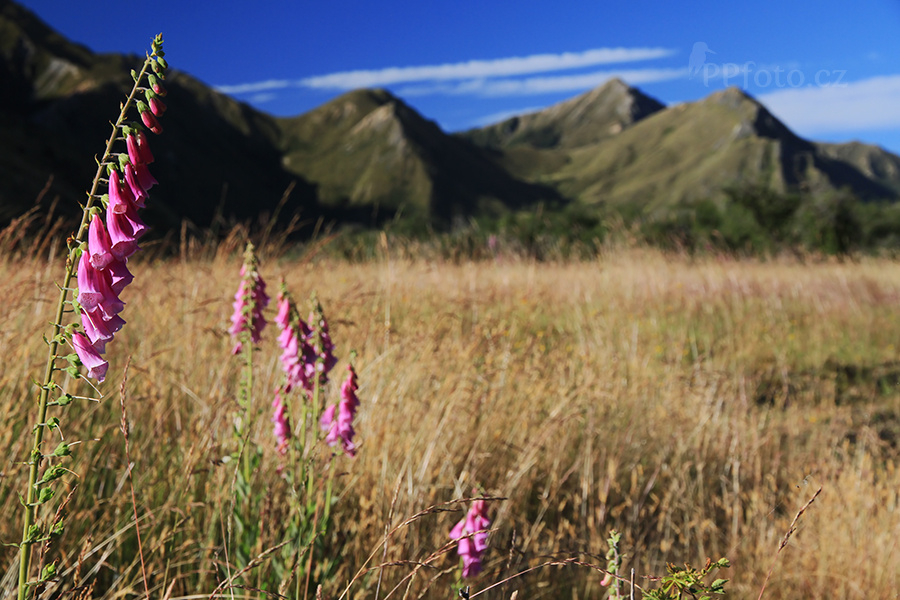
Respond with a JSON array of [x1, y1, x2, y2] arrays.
[[308, 299, 338, 387], [71, 332, 108, 383], [275, 286, 316, 394], [229, 244, 269, 354], [450, 497, 491, 578], [320, 363, 360, 457], [271, 387, 291, 455]]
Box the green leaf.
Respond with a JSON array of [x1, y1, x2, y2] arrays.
[[40, 563, 56, 582]]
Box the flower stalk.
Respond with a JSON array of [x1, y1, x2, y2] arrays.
[[17, 34, 167, 600]]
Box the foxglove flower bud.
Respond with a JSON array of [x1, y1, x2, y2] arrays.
[[138, 102, 163, 134], [148, 74, 167, 97], [149, 96, 167, 117]]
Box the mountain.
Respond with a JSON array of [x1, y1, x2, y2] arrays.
[[461, 78, 665, 151], [0, 0, 319, 232], [462, 85, 900, 211], [276, 88, 560, 225], [2, 0, 900, 244]]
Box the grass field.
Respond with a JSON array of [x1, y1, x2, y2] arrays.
[[1, 244, 898, 599]]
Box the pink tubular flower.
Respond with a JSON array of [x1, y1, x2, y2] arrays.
[[88, 214, 114, 270], [134, 162, 158, 192], [271, 388, 291, 454], [81, 308, 125, 352], [107, 168, 137, 214], [123, 163, 147, 208], [106, 259, 134, 294], [229, 246, 269, 354], [77, 252, 124, 318], [450, 497, 491, 578], [320, 364, 360, 457], [275, 287, 316, 394], [71, 333, 108, 383], [126, 130, 154, 165], [106, 202, 146, 260]]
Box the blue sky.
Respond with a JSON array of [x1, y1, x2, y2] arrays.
[[17, 0, 900, 154]]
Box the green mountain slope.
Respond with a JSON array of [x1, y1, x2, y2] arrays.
[[0, 0, 316, 231], [464, 85, 900, 212], [277, 88, 561, 225], [461, 78, 665, 151]]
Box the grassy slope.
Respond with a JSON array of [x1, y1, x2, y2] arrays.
[[0, 246, 897, 599]]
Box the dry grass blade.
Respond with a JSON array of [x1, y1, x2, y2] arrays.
[[756, 486, 823, 600]]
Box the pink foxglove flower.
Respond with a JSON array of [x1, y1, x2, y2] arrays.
[[88, 214, 114, 270], [320, 364, 360, 457], [271, 388, 290, 455], [134, 162, 158, 192], [308, 300, 338, 388], [123, 163, 148, 208], [229, 245, 269, 354], [450, 497, 491, 578], [71, 332, 109, 383], [107, 168, 137, 214], [77, 252, 124, 318], [106, 259, 134, 294], [81, 309, 125, 352], [275, 287, 316, 394], [126, 130, 154, 165], [106, 202, 146, 260]]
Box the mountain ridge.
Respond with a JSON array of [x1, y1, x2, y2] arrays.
[[1, 0, 899, 243]]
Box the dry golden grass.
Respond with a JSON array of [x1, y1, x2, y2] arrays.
[[0, 246, 898, 599]]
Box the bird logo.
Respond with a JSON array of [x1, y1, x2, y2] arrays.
[[689, 42, 716, 79]]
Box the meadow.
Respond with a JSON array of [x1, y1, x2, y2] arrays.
[[1, 238, 898, 599]]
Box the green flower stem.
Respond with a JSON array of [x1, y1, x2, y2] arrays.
[[17, 51, 158, 600]]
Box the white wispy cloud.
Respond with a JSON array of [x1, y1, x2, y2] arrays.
[[759, 74, 900, 133], [298, 47, 676, 90], [215, 79, 292, 94], [399, 67, 689, 97], [215, 47, 677, 95]]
